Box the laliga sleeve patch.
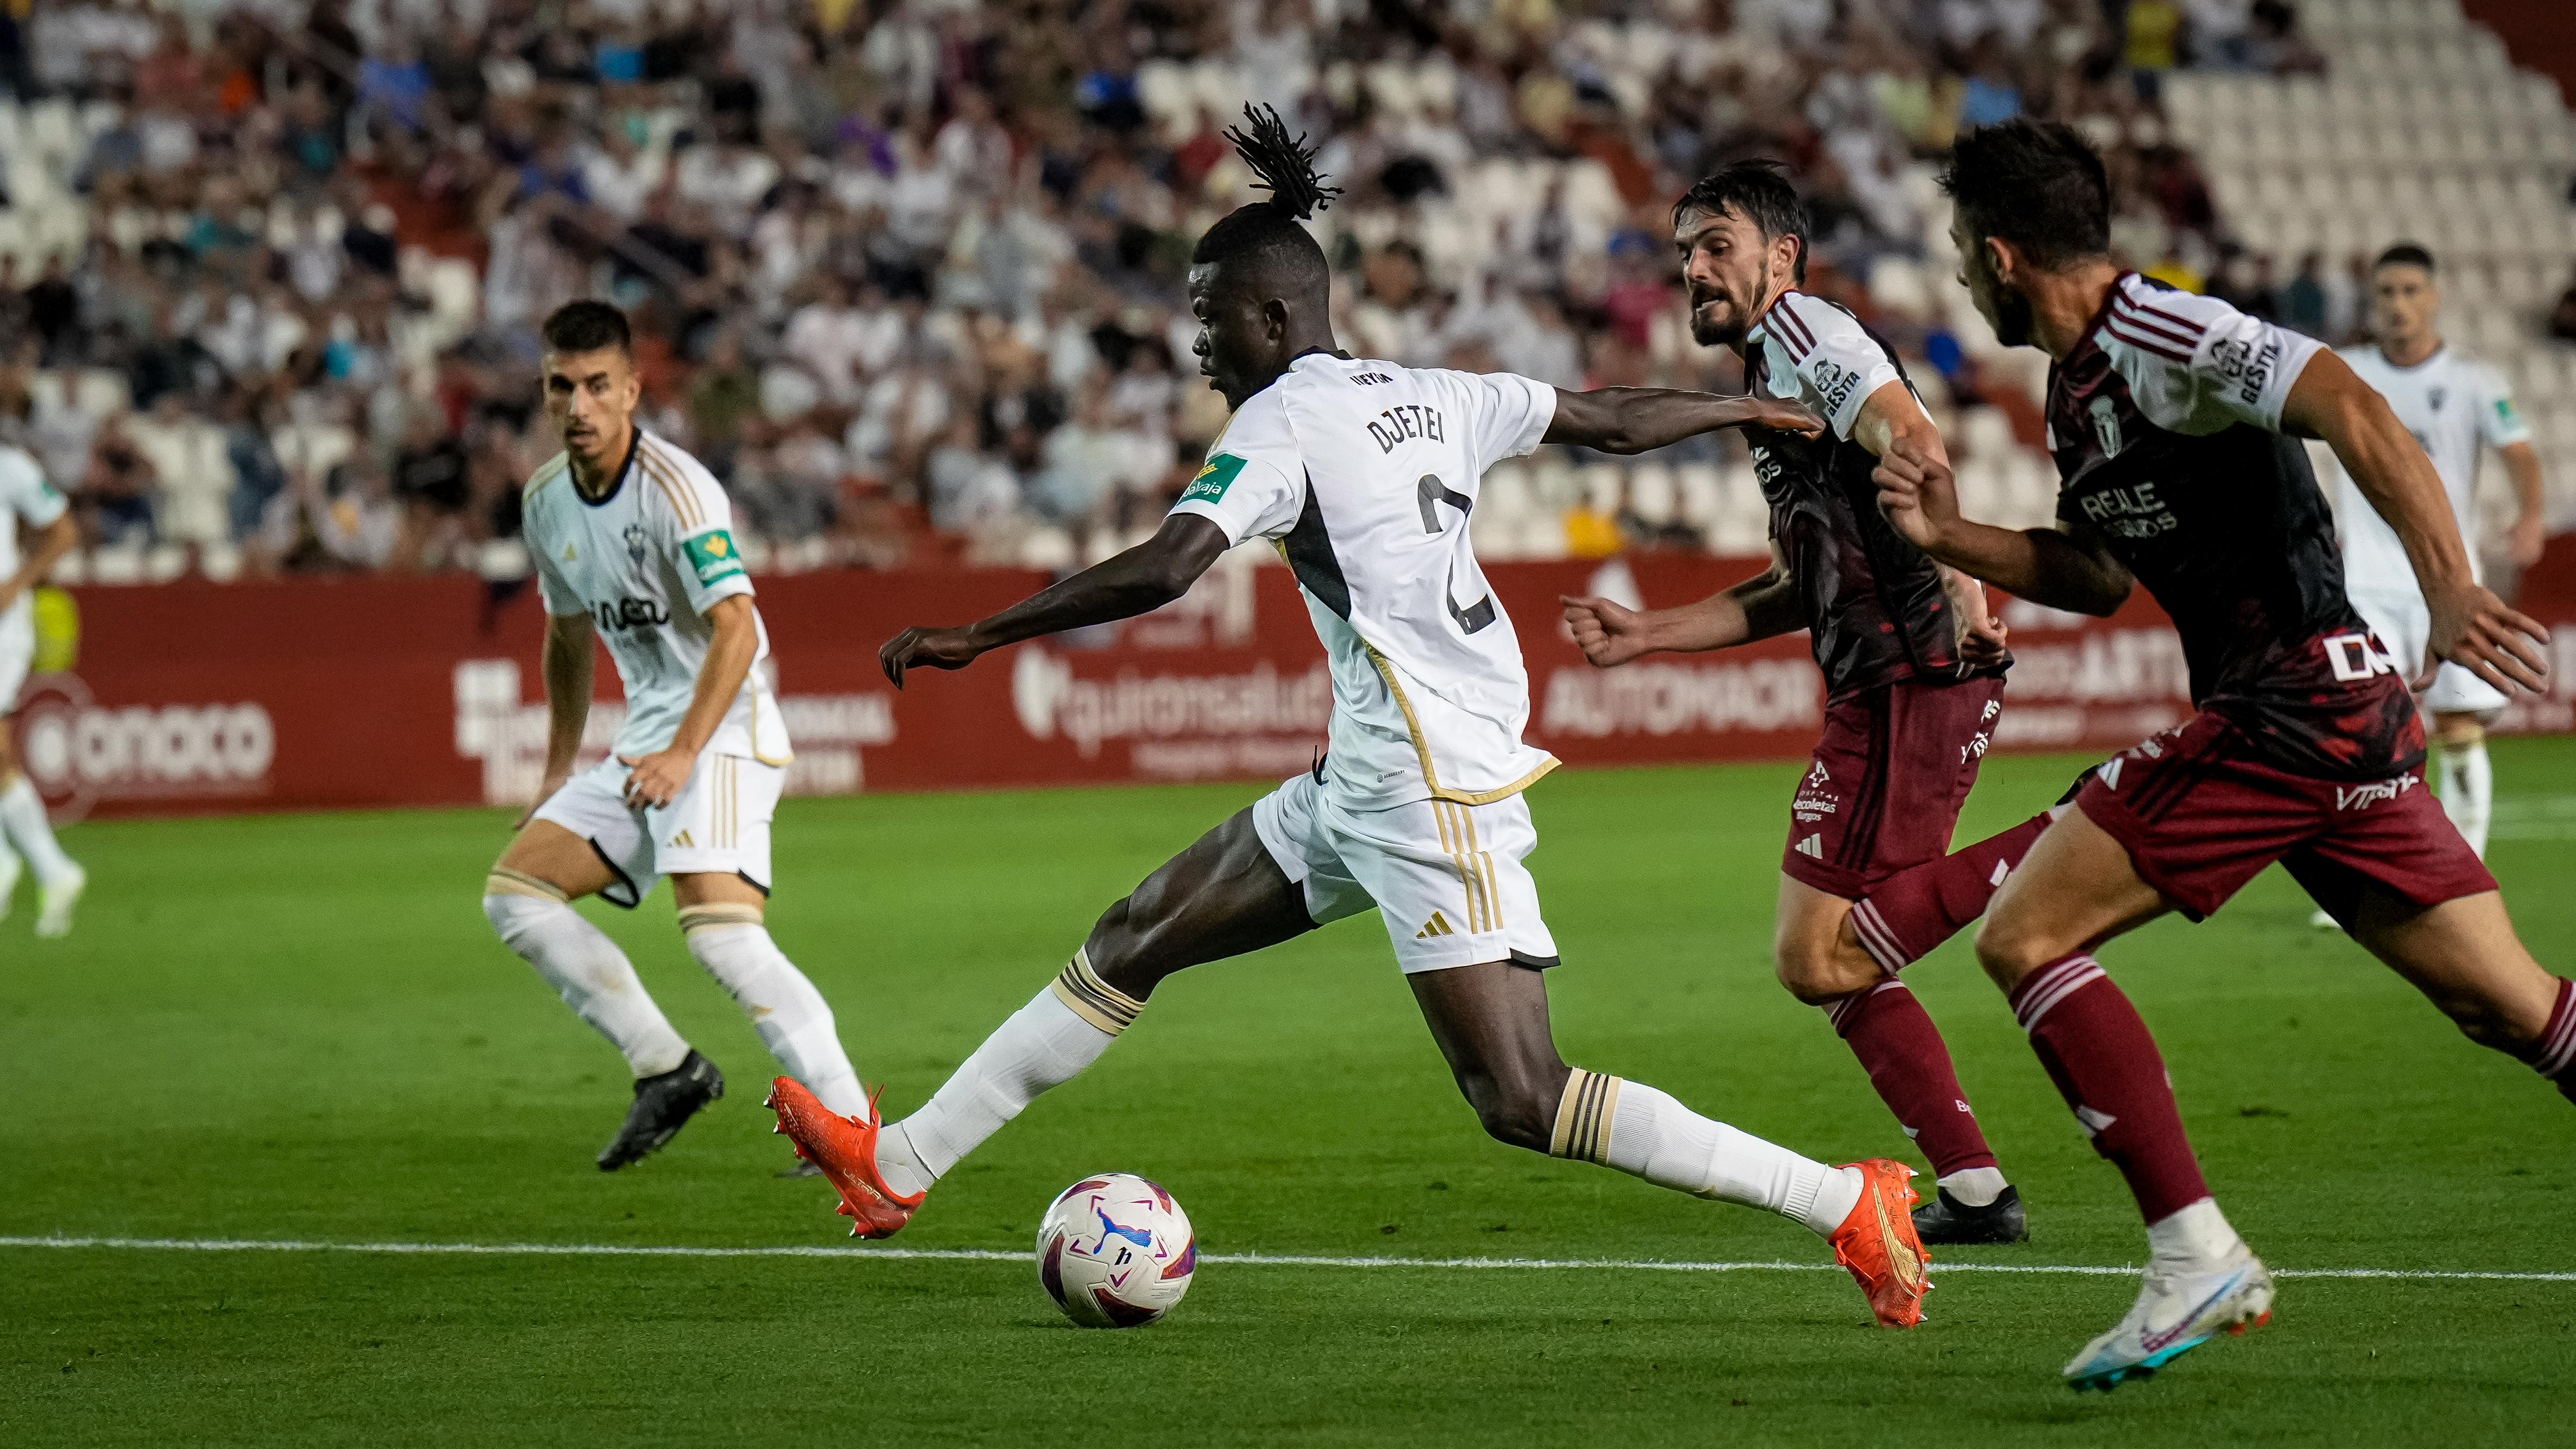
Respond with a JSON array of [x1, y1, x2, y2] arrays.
[[684, 528, 746, 585], [1180, 452, 1246, 506]]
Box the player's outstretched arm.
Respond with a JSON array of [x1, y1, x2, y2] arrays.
[[1561, 541, 1800, 665], [621, 594, 760, 810], [519, 608, 598, 827], [1543, 388, 1824, 455], [2285, 350, 2550, 692], [880, 513, 1232, 688], [1873, 438, 2134, 616]]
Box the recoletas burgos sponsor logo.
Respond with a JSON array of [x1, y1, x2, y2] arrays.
[[14, 674, 275, 822]]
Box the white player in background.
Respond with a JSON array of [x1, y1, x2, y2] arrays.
[[2314, 243, 2549, 928], [482, 299, 872, 1172], [0, 432, 82, 935]]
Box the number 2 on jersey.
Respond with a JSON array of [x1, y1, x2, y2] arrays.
[[1415, 474, 1496, 635]]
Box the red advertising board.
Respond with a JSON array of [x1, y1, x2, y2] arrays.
[[19, 542, 2576, 821]]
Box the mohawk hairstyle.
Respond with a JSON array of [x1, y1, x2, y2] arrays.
[[1191, 104, 1338, 287], [1939, 120, 2111, 269]]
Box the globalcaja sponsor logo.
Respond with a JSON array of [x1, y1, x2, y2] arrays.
[[684, 529, 745, 585], [14, 674, 275, 822], [1180, 454, 1245, 506]]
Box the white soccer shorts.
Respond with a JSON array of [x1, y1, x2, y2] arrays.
[[531, 753, 783, 907], [0, 612, 30, 714], [1253, 769, 1559, 974], [2349, 587, 2509, 717]]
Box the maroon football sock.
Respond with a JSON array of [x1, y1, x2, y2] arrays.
[[1825, 978, 1998, 1177], [2533, 978, 2576, 1106], [1848, 811, 2054, 972], [2009, 953, 2210, 1224]]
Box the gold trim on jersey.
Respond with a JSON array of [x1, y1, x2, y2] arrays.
[[1364, 644, 1560, 806], [636, 439, 706, 529]]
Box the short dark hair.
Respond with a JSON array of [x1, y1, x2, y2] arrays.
[[1192, 105, 1338, 293], [1672, 161, 1810, 284], [2373, 243, 2436, 275], [1939, 121, 2111, 269], [541, 299, 632, 356]]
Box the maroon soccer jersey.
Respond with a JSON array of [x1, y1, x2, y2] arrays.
[[2046, 273, 2421, 779], [1746, 291, 1982, 701]]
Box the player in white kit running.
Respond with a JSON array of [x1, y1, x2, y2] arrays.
[[483, 301, 871, 1172], [768, 109, 1934, 1328], [0, 440, 82, 935], [2321, 245, 2548, 883]]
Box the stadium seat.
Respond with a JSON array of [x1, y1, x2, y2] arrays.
[[1627, 462, 1678, 527], [1576, 462, 1624, 516], [199, 543, 244, 584], [144, 545, 188, 584]]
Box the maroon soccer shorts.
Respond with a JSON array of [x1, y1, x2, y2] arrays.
[[1781, 674, 2008, 900], [2075, 707, 2498, 924]]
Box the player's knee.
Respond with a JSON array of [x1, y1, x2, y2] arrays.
[[1971, 913, 2048, 990], [1080, 898, 1162, 999], [1773, 929, 1879, 1006], [1457, 1060, 1567, 1153], [483, 870, 568, 940]]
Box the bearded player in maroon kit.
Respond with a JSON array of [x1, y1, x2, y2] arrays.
[[1564, 163, 2060, 1246], [1876, 120, 2570, 1392]]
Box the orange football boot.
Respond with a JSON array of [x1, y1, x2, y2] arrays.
[[1828, 1158, 1931, 1327], [766, 1078, 924, 1239]]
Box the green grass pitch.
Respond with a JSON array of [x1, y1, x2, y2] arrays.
[[7, 745, 2575, 1446]]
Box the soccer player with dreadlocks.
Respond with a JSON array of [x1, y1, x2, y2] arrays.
[[770, 106, 1935, 1326]]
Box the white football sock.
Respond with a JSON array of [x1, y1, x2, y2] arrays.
[[1938, 1165, 2008, 1208], [2437, 737, 2493, 857], [882, 951, 1140, 1199], [1552, 1070, 1863, 1236], [484, 883, 689, 1078], [2146, 1196, 2243, 1270], [0, 775, 77, 887], [680, 910, 867, 1118]]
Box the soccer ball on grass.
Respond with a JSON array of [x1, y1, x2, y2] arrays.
[[1035, 1173, 1196, 1328]]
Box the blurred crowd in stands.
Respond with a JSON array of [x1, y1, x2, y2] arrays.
[[0, 0, 2542, 582]]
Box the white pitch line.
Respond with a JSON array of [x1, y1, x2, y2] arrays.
[[3, 1235, 2572, 1284]]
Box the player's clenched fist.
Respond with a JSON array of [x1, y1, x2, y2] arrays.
[[880, 625, 985, 688], [1560, 595, 1653, 668], [1872, 438, 1960, 551]]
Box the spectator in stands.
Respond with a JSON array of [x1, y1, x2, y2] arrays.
[[0, 0, 2305, 587], [2281, 251, 2330, 339], [80, 412, 156, 548], [389, 405, 470, 571]]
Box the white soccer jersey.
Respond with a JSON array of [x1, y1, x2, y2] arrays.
[[524, 429, 790, 764], [1749, 289, 1906, 438], [0, 444, 66, 646], [1171, 353, 1558, 812], [2327, 343, 2530, 593]]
